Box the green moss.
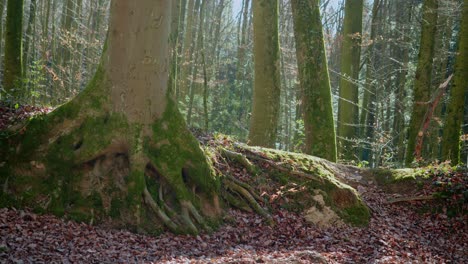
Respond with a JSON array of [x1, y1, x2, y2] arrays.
[[110, 198, 123, 218], [146, 98, 219, 201], [339, 203, 370, 226], [126, 170, 146, 206], [68, 210, 92, 223], [371, 168, 427, 185]]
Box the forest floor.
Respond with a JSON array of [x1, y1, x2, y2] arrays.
[[1, 104, 467, 263]]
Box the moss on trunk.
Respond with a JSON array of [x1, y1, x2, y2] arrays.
[[405, 0, 438, 165], [441, 0, 468, 165], [2, 0, 24, 97], [290, 0, 337, 162]]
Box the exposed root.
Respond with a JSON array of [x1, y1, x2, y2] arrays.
[[226, 175, 263, 202], [181, 205, 199, 234], [221, 190, 253, 212], [183, 201, 212, 233], [239, 147, 324, 184], [224, 179, 274, 225], [143, 187, 178, 233], [220, 147, 257, 174]]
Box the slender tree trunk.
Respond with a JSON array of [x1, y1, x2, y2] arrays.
[[235, 0, 251, 123], [23, 0, 37, 77], [178, 0, 198, 102], [337, 0, 363, 160], [168, 0, 182, 96], [392, 0, 412, 164], [248, 0, 281, 148], [0, 0, 7, 73], [291, 0, 337, 162], [360, 0, 381, 164], [186, 0, 205, 125], [441, 0, 468, 165], [2, 0, 24, 99], [405, 0, 438, 165]]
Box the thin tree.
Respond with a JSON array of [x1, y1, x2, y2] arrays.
[[248, 0, 281, 148], [290, 0, 337, 162], [336, 0, 363, 160], [2, 0, 24, 98]]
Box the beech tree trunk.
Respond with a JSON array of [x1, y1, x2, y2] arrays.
[[0, 0, 221, 235], [2, 0, 24, 98], [441, 0, 468, 165], [291, 0, 337, 162], [337, 0, 363, 160], [248, 0, 281, 148], [405, 0, 438, 165]]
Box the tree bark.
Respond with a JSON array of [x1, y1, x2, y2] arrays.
[[291, 0, 337, 162], [1, 0, 221, 235], [0, 0, 7, 72], [441, 0, 468, 165], [23, 0, 37, 77], [248, 0, 281, 148], [2, 0, 24, 98], [405, 0, 438, 165], [337, 0, 363, 160]]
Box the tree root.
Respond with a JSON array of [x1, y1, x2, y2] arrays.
[[221, 190, 253, 212], [143, 187, 178, 232], [220, 147, 258, 174], [238, 147, 324, 183], [182, 201, 212, 233], [223, 178, 274, 225], [226, 174, 263, 202]]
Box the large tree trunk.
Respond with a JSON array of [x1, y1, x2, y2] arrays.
[[336, 0, 363, 161], [291, 0, 337, 162], [2, 0, 24, 98], [441, 0, 468, 165], [0, 0, 221, 235], [405, 0, 438, 165], [248, 0, 281, 148]]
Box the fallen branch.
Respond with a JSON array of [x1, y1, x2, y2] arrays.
[[387, 195, 435, 204]]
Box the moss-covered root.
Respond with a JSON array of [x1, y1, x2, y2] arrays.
[[143, 187, 178, 232], [223, 178, 274, 225], [220, 148, 258, 174]]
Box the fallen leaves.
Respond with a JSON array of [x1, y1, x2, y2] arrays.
[[1, 186, 467, 264]]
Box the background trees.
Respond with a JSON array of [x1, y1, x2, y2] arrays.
[[0, 0, 466, 167]]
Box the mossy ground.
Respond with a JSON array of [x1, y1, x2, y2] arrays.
[[368, 168, 429, 194], [217, 141, 370, 227]]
